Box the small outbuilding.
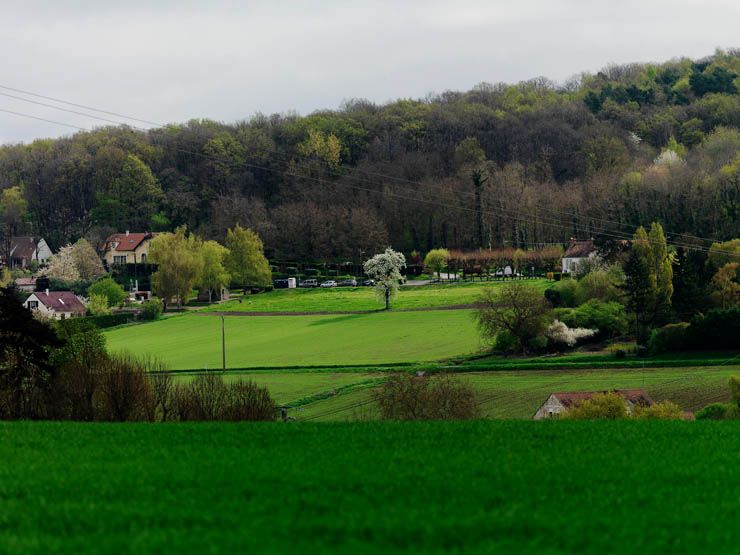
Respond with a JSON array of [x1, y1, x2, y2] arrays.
[[533, 389, 654, 419], [24, 290, 86, 320], [14, 277, 37, 293]]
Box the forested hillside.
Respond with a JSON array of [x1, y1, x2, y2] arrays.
[[1, 49, 739, 260]]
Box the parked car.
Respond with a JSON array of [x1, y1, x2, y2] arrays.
[[339, 279, 357, 287], [320, 280, 337, 288], [299, 279, 318, 288], [362, 279, 375, 286]]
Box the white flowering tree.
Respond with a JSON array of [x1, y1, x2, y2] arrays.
[[363, 248, 406, 310], [546, 320, 596, 347]]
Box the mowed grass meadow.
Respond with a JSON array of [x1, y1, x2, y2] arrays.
[[104, 310, 482, 369], [205, 279, 550, 313], [3, 421, 740, 554]]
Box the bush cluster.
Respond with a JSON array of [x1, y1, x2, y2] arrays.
[[374, 374, 479, 420], [649, 308, 740, 353]]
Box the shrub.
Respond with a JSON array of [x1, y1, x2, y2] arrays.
[[88, 277, 127, 307], [557, 300, 629, 338], [632, 401, 683, 419], [148, 364, 175, 422], [564, 393, 628, 419], [574, 266, 624, 304], [546, 279, 578, 307], [174, 374, 276, 421], [730, 376, 740, 406], [87, 293, 110, 316], [493, 330, 517, 352], [695, 403, 736, 420], [96, 353, 154, 422], [374, 374, 479, 420], [527, 335, 549, 352], [140, 298, 163, 320], [648, 323, 690, 354], [224, 379, 277, 421], [546, 320, 597, 347], [686, 308, 740, 349]]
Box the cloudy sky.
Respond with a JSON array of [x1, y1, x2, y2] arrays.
[[1, 0, 738, 144]]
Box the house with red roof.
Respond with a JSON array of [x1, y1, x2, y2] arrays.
[[101, 231, 156, 267], [561, 238, 598, 274], [24, 290, 86, 320], [533, 389, 654, 419]]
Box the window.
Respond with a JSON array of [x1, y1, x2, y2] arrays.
[[140, 253, 147, 263], [113, 255, 127, 265], [27, 301, 39, 310]]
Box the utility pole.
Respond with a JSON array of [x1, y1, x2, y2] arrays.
[[221, 315, 226, 372]]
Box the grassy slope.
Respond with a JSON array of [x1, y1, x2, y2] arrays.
[[104, 310, 482, 370], [204, 280, 550, 313], [2, 421, 740, 555], [289, 365, 740, 420]]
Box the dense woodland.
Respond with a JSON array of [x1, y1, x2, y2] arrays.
[[1, 50, 740, 262]]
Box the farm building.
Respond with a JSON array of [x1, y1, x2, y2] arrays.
[[101, 231, 157, 266], [5, 236, 52, 269], [533, 389, 654, 419], [24, 290, 86, 320], [561, 239, 598, 274]]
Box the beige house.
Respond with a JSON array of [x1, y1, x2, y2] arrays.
[[533, 389, 653, 419], [24, 290, 86, 320], [101, 231, 156, 266]]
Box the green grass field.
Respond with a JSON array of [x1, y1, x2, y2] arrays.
[[285, 365, 740, 420], [205, 279, 549, 313], [3, 421, 740, 554], [105, 310, 483, 370]]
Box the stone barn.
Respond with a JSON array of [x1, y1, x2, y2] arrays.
[[533, 389, 654, 419]]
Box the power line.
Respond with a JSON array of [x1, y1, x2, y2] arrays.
[[0, 82, 724, 246], [0, 84, 161, 127], [2, 102, 737, 258]]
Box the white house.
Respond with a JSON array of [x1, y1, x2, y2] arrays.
[[24, 290, 86, 320], [8, 237, 53, 269], [561, 239, 598, 274], [533, 389, 654, 419]]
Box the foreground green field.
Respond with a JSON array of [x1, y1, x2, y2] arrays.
[[206, 279, 549, 313], [286, 365, 740, 420], [105, 310, 482, 369], [2, 421, 740, 554]]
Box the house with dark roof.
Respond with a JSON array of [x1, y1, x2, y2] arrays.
[[24, 290, 86, 320], [14, 277, 37, 293], [561, 239, 598, 274], [101, 231, 156, 266], [6, 236, 52, 269], [533, 389, 654, 419]]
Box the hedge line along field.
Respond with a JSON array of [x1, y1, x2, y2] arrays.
[[2, 421, 740, 554], [104, 310, 482, 370], [288, 365, 740, 420], [205, 279, 550, 313]]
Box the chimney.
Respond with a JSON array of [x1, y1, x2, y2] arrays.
[[45, 288, 49, 295], [125, 230, 130, 236]]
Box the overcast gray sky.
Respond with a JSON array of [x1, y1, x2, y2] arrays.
[[1, 0, 738, 144]]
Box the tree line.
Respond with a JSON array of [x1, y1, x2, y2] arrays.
[[1, 50, 740, 262]]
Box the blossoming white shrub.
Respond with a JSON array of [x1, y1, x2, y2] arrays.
[[546, 319, 597, 347]]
